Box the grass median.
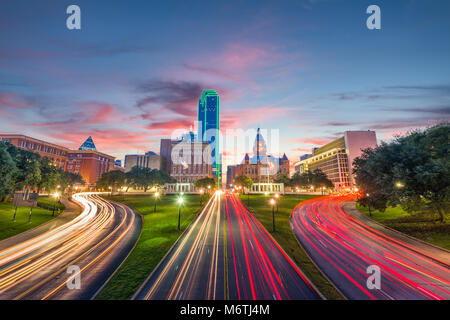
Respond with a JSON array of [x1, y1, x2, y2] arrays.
[[357, 205, 450, 250], [95, 193, 207, 300], [0, 196, 65, 241], [239, 193, 344, 300]]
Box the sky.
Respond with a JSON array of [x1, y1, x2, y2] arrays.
[[0, 0, 449, 169]]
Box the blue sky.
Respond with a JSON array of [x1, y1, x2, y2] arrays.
[[0, 0, 449, 166]]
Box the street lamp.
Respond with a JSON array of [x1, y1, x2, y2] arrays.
[[177, 196, 184, 231], [154, 191, 160, 213], [395, 182, 404, 188], [199, 188, 204, 206], [52, 192, 60, 217], [270, 198, 276, 232], [366, 193, 372, 217], [274, 193, 279, 219]]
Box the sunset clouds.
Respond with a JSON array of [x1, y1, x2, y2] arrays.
[[0, 0, 449, 165]]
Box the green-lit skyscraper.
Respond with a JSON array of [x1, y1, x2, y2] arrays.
[[197, 90, 221, 186]]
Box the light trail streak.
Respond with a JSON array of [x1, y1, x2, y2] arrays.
[[0, 193, 135, 300], [134, 191, 322, 300], [291, 195, 450, 300]]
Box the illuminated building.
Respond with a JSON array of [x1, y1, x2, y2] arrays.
[[197, 90, 221, 183], [124, 151, 161, 172], [0, 134, 69, 169], [231, 128, 290, 183], [0, 134, 115, 186], [294, 131, 377, 190]]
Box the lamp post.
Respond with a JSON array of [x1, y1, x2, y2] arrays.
[[274, 193, 279, 217], [154, 191, 160, 213], [177, 196, 184, 231], [52, 192, 60, 217], [199, 189, 204, 206], [270, 198, 276, 232], [366, 193, 372, 217], [395, 182, 404, 189]]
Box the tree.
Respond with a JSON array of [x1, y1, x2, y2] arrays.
[[11, 147, 41, 192], [0, 142, 17, 201], [234, 175, 253, 205], [353, 124, 449, 222], [125, 166, 174, 192], [97, 170, 126, 192], [311, 169, 334, 193], [194, 177, 216, 191], [36, 158, 60, 193], [274, 173, 291, 186]]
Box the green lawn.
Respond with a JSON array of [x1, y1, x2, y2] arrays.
[[95, 193, 207, 300], [357, 205, 450, 250], [0, 196, 65, 241], [239, 193, 344, 300]]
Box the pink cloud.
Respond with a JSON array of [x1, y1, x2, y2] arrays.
[[0, 92, 33, 108]]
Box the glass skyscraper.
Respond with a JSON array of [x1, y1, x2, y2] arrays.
[[197, 90, 221, 185]]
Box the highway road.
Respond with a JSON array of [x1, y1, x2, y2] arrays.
[[134, 191, 322, 300], [0, 192, 141, 300], [291, 195, 450, 300]]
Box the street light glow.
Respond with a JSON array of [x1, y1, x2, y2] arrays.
[[53, 192, 60, 198], [275, 193, 279, 199], [155, 192, 160, 198], [178, 197, 184, 205], [395, 182, 404, 188], [270, 198, 275, 205]]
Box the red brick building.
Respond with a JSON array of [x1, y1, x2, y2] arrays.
[[0, 134, 115, 186], [0, 134, 69, 169]]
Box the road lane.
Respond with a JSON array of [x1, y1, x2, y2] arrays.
[[291, 195, 450, 300], [0, 192, 141, 300], [134, 191, 322, 300]]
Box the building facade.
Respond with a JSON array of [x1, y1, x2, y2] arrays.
[[197, 89, 221, 182], [229, 128, 290, 183], [160, 138, 212, 184], [294, 131, 377, 190], [66, 150, 114, 185], [0, 134, 115, 186], [124, 151, 161, 172], [0, 134, 69, 169]]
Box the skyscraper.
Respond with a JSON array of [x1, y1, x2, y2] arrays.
[[197, 90, 221, 185]]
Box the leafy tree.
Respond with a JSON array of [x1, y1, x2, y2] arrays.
[[353, 124, 449, 222], [11, 147, 41, 191], [311, 169, 334, 192], [274, 173, 291, 186], [36, 158, 60, 193], [234, 175, 253, 205], [97, 170, 126, 192], [124, 166, 174, 192], [194, 177, 216, 191], [0, 142, 17, 201]]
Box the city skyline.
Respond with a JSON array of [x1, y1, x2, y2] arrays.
[[1, 0, 449, 164]]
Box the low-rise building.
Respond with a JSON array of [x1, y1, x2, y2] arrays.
[[160, 137, 212, 184], [0, 134, 69, 169], [229, 128, 290, 183], [124, 151, 161, 172], [0, 134, 115, 186], [294, 131, 377, 190]]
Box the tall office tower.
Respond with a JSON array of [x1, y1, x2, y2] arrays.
[[197, 90, 221, 186]]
